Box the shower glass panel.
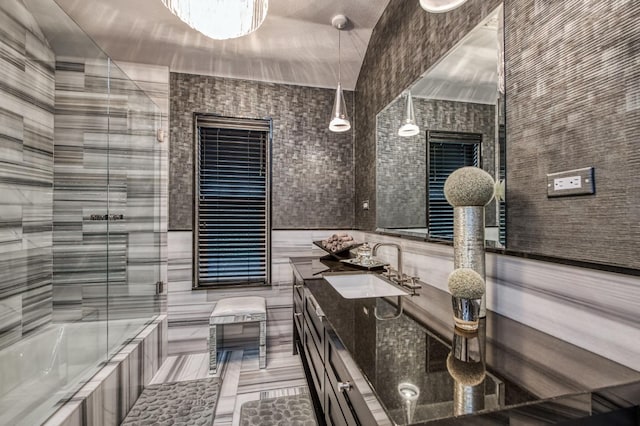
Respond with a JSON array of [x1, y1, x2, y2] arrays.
[[0, 0, 163, 424], [106, 61, 162, 355]]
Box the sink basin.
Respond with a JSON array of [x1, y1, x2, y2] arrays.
[[323, 273, 409, 299]]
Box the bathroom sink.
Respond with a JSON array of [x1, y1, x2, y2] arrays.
[[323, 273, 408, 299]]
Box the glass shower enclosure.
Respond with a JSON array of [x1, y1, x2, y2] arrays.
[[0, 0, 165, 424]]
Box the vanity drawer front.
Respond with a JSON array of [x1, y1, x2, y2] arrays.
[[293, 284, 303, 336], [324, 374, 357, 426], [303, 321, 325, 408], [326, 333, 375, 426], [304, 294, 324, 358]]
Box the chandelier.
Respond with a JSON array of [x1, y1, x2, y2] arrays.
[[161, 0, 268, 40], [419, 0, 468, 13]]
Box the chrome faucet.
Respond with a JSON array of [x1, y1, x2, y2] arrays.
[[372, 242, 403, 281], [372, 242, 421, 294]]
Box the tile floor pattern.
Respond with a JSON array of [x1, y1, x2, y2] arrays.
[[151, 278, 308, 426]]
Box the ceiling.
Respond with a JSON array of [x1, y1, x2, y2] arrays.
[[51, 0, 392, 90]]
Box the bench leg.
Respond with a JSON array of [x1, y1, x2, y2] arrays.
[[209, 324, 218, 374], [259, 319, 266, 369]]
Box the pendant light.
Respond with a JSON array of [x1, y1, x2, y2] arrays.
[[329, 15, 351, 133], [398, 91, 419, 137], [419, 0, 469, 13]]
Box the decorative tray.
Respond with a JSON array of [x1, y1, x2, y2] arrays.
[[339, 258, 388, 271], [312, 240, 362, 260]]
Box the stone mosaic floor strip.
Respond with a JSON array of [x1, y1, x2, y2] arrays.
[[239, 390, 317, 426], [122, 377, 220, 426]]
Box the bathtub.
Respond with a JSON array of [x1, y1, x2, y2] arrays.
[[0, 318, 156, 426]]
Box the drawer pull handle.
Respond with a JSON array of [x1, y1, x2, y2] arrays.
[[338, 381, 352, 392]]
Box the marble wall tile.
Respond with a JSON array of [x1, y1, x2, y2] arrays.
[[52, 58, 167, 323], [0, 0, 55, 350], [359, 231, 640, 372], [166, 229, 356, 358]]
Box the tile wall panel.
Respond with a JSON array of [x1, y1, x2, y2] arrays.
[[505, 0, 640, 268], [166, 229, 355, 355], [52, 59, 167, 322], [169, 73, 354, 230], [0, 1, 55, 350]]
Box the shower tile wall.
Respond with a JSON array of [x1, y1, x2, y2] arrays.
[[0, 1, 56, 350], [53, 59, 166, 322], [377, 97, 495, 229]]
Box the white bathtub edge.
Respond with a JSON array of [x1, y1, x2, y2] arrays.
[[43, 315, 168, 426]]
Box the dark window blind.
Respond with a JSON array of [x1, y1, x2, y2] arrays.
[[195, 116, 270, 286], [427, 131, 481, 240]]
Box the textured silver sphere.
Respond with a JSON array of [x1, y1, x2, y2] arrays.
[[448, 268, 485, 299], [446, 353, 486, 386], [444, 167, 495, 207]]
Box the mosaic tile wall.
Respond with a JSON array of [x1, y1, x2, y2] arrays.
[[358, 0, 639, 269], [354, 0, 502, 231], [53, 59, 166, 322], [377, 96, 495, 229], [504, 0, 640, 268], [0, 1, 56, 350], [169, 73, 354, 231]]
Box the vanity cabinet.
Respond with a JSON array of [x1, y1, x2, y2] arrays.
[[290, 257, 640, 425], [292, 272, 304, 355], [293, 270, 376, 425], [303, 291, 326, 409], [324, 329, 376, 426]]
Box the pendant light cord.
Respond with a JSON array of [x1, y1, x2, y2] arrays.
[[338, 29, 341, 83]]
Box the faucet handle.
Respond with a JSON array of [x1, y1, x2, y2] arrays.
[[383, 266, 396, 278], [405, 276, 422, 289]]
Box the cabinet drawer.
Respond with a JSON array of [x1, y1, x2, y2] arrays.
[[303, 322, 324, 408], [293, 286, 303, 337], [326, 332, 376, 426], [304, 294, 324, 359], [324, 374, 357, 426]]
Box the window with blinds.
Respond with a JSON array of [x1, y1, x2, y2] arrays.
[[427, 131, 482, 240], [194, 115, 271, 287]]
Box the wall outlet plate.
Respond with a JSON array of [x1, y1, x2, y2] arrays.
[[547, 167, 595, 197]]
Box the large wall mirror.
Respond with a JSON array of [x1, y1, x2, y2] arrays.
[[376, 5, 505, 247]]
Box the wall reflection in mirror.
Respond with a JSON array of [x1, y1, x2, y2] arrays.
[[376, 4, 505, 247]]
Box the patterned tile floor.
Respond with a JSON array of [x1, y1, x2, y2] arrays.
[[151, 281, 307, 426]]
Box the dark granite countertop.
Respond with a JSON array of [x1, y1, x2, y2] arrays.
[[290, 256, 640, 425]]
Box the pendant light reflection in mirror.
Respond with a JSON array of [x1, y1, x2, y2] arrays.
[[398, 91, 420, 137]]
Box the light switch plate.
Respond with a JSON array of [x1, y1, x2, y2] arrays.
[[547, 167, 595, 197]]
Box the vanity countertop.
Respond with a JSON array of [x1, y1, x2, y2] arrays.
[[290, 256, 640, 425]]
